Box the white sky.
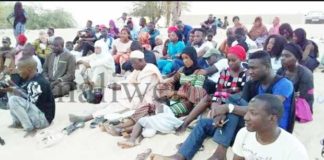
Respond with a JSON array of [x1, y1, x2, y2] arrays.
[[11, 1, 324, 27]]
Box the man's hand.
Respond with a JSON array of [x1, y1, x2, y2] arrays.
[[0, 87, 15, 93], [51, 79, 62, 88], [211, 103, 229, 118], [213, 114, 227, 127], [108, 83, 121, 90]]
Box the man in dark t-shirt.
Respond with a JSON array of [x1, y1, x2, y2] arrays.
[[5, 57, 55, 137]]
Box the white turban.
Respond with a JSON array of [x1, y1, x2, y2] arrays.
[[130, 50, 144, 59]]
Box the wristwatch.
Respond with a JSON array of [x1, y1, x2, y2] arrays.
[[228, 104, 235, 113]]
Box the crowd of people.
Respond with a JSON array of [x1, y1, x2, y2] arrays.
[[1, 1, 321, 160]]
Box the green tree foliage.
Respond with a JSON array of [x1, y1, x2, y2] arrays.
[[130, 1, 190, 26], [0, 2, 76, 29]]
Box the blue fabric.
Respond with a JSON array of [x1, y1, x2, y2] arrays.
[[182, 25, 192, 44], [197, 57, 209, 69], [257, 78, 293, 130], [167, 41, 185, 58], [157, 59, 173, 75], [178, 117, 245, 160]]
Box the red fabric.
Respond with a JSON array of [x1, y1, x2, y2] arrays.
[[168, 26, 178, 33], [17, 34, 27, 45], [228, 45, 247, 61]]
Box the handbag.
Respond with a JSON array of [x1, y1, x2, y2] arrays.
[[295, 97, 313, 123]]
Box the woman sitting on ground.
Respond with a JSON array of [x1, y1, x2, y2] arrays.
[[112, 28, 132, 74], [116, 46, 208, 148], [248, 16, 269, 48], [177, 45, 249, 133], [157, 30, 185, 76], [33, 31, 52, 65], [292, 28, 319, 72], [263, 34, 287, 73], [279, 23, 294, 43], [277, 43, 314, 113]]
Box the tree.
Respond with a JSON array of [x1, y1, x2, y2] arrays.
[[130, 1, 190, 26], [0, 2, 76, 29]]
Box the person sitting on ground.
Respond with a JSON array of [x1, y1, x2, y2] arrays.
[[279, 23, 294, 43], [42, 37, 76, 98], [47, 27, 55, 45], [218, 27, 236, 57], [138, 17, 147, 33], [144, 22, 160, 48], [292, 28, 319, 72], [222, 16, 229, 29], [138, 31, 152, 51], [232, 27, 258, 56], [157, 30, 185, 75], [33, 31, 52, 65], [127, 20, 139, 41], [77, 28, 97, 57], [278, 43, 314, 114], [232, 94, 309, 160], [230, 16, 248, 34], [116, 46, 207, 145], [150, 50, 294, 160], [94, 24, 101, 40], [75, 39, 115, 103], [15, 43, 43, 74], [175, 20, 193, 45], [248, 16, 269, 48], [207, 31, 217, 48], [69, 50, 163, 127], [65, 41, 82, 61], [122, 41, 157, 72], [263, 34, 287, 73], [269, 16, 281, 35], [192, 28, 214, 68], [72, 20, 96, 45], [152, 35, 164, 60], [108, 20, 120, 39], [200, 48, 229, 94], [112, 28, 133, 74], [4, 57, 55, 137], [116, 12, 128, 31], [185, 28, 196, 47], [177, 45, 248, 133], [97, 26, 114, 52], [201, 14, 217, 36], [0, 37, 15, 73]]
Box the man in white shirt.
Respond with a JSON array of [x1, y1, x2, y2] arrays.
[[232, 94, 309, 160], [200, 48, 228, 94], [192, 28, 214, 69], [116, 12, 128, 30], [232, 27, 258, 57]]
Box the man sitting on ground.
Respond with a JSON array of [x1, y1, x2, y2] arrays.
[[42, 37, 76, 98], [232, 94, 308, 160], [4, 57, 55, 137]]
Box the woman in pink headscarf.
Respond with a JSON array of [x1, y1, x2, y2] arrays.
[[138, 32, 152, 51], [108, 20, 120, 39], [269, 17, 281, 35]]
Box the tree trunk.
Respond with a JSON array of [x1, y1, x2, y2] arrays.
[[165, 1, 171, 27], [171, 1, 181, 26]]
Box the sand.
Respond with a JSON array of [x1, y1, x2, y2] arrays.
[[1, 24, 324, 160]]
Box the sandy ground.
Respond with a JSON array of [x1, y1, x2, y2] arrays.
[[1, 24, 324, 160]]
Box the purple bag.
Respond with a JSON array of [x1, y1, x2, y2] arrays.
[[295, 97, 313, 123]]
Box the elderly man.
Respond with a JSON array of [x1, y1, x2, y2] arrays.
[[69, 50, 163, 127], [42, 37, 76, 98]]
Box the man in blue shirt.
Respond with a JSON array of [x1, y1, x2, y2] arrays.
[[144, 22, 160, 48], [150, 50, 294, 160], [176, 20, 192, 45]]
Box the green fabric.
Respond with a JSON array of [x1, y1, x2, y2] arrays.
[[170, 101, 188, 117], [179, 73, 205, 88]]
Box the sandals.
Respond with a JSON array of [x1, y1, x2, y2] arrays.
[[90, 116, 105, 128], [36, 131, 64, 148], [62, 121, 85, 135]]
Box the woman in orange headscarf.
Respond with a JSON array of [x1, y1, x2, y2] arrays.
[[138, 32, 152, 51]]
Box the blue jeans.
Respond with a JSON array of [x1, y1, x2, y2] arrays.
[[8, 96, 49, 132], [178, 115, 245, 160], [14, 22, 25, 37]]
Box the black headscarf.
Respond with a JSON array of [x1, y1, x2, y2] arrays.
[[283, 43, 303, 61], [180, 46, 201, 75], [293, 28, 307, 50]]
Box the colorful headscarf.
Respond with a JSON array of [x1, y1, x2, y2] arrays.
[[138, 32, 151, 50]]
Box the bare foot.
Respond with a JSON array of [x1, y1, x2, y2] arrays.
[[135, 148, 152, 160], [149, 154, 174, 160], [103, 123, 122, 136], [117, 140, 136, 149]]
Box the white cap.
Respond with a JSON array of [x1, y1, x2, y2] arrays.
[[130, 50, 144, 59]]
